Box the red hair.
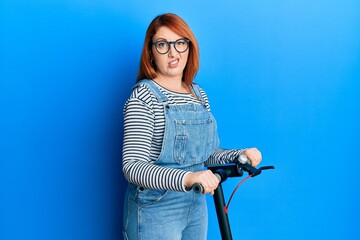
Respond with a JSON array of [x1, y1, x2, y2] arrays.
[[136, 13, 200, 86]]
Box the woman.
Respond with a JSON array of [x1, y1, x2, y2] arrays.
[[122, 13, 262, 240]]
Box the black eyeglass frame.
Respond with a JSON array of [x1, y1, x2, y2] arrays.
[[152, 38, 190, 54]]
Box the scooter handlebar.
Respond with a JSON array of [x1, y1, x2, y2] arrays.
[[192, 155, 275, 193], [237, 155, 275, 177]]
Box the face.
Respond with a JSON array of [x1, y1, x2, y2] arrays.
[[151, 26, 189, 81]]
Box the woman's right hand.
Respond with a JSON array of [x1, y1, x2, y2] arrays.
[[183, 170, 220, 195]]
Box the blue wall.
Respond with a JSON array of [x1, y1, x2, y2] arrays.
[[1, 1, 359, 239]]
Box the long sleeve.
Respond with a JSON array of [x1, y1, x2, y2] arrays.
[[205, 148, 246, 166], [122, 93, 189, 192]]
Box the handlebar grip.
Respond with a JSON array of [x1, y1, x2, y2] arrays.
[[192, 173, 221, 194], [192, 183, 203, 194]]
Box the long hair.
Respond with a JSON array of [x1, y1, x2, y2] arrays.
[[136, 13, 200, 87]]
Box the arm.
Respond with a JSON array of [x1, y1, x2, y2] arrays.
[[206, 148, 262, 167], [206, 148, 246, 165], [122, 94, 189, 192]]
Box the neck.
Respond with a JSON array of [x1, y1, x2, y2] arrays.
[[154, 75, 190, 93]]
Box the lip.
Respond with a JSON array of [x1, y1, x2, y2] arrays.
[[168, 58, 179, 67]]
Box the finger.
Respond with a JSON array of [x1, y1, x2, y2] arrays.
[[247, 149, 262, 166], [210, 174, 220, 185], [206, 181, 218, 192], [205, 171, 219, 187], [253, 156, 261, 166], [202, 183, 217, 194]]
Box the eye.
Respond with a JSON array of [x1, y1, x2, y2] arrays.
[[176, 39, 186, 46], [157, 41, 168, 49]]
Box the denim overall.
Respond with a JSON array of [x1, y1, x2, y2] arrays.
[[123, 80, 220, 240]]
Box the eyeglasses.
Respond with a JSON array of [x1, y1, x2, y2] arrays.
[[152, 38, 190, 54]]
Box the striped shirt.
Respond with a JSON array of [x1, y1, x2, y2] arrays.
[[122, 81, 244, 192]]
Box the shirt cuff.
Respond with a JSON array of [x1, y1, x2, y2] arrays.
[[181, 171, 193, 192]]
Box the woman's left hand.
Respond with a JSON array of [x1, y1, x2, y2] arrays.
[[242, 148, 262, 167]]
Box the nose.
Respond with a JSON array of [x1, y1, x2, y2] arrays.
[[168, 43, 178, 57]]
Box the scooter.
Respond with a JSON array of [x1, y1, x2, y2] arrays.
[[192, 155, 274, 240]]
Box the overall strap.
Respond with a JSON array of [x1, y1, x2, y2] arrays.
[[133, 79, 168, 103], [191, 83, 206, 103]]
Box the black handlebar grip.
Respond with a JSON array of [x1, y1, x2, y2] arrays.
[[192, 183, 203, 194]]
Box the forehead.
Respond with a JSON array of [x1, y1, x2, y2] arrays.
[[153, 26, 183, 41]]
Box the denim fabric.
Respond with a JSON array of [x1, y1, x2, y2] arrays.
[[123, 80, 220, 240]]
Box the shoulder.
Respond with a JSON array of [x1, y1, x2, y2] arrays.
[[129, 82, 157, 105], [123, 82, 158, 113]]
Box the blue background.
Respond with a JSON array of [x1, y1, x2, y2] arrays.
[[1, 0, 359, 239]]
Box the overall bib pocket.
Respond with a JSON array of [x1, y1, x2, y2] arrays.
[[174, 118, 214, 165]]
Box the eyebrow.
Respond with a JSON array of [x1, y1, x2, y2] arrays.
[[154, 37, 168, 42], [153, 37, 187, 42]]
